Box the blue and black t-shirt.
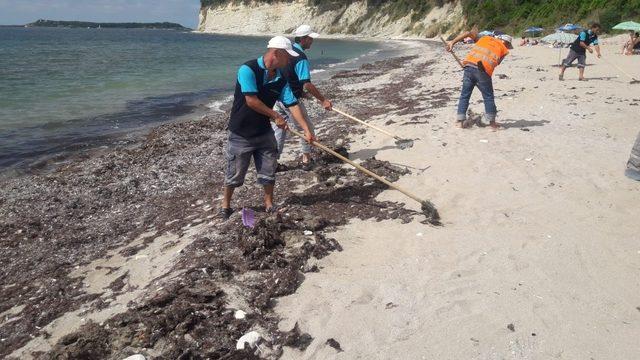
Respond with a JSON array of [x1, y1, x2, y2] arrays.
[[283, 42, 312, 99], [570, 29, 599, 54], [229, 57, 298, 138]]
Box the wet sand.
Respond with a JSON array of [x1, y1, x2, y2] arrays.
[[1, 48, 428, 359]]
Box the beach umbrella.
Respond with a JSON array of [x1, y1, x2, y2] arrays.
[[557, 23, 581, 32], [540, 32, 577, 44], [524, 27, 544, 35], [541, 32, 578, 66], [612, 21, 640, 31]]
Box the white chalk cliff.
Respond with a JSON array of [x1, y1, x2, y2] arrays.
[[198, 0, 464, 38]]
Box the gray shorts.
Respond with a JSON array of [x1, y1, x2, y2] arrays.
[[562, 49, 587, 68], [271, 100, 315, 158], [224, 131, 278, 188]]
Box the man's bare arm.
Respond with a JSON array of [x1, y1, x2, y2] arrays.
[[447, 25, 479, 51], [245, 95, 287, 128], [303, 82, 332, 110], [287, 104, 315, 142]]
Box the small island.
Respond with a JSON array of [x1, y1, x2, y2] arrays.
[[26, 19, 190, 30]]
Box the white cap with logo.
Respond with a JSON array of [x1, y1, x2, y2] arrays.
[[267, 36, 299, 57], [496, 34, 514, 49], [293, 24, 319, 38]]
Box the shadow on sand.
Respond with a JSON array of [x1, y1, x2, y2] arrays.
[[501, 119, 550, 129]]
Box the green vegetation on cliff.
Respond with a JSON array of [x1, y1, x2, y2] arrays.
[[201, 0, 640, 33], [27, 19, 189, 30], [462, 0, 640, 32]]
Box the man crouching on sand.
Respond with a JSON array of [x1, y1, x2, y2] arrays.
[[447, 28, 513, 130], [219, 36, 315, 220]]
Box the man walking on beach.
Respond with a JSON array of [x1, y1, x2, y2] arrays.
[[220, 36, 315, 219], [272, 24, 332, 171], [447, 28, 513, 130], [559, 23, 602, 81]]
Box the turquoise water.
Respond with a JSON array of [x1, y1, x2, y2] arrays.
[[0, 27, 379, 168]]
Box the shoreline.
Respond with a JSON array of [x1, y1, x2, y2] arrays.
[[2, 32, 640, 359], [192, 30, 382, 41], [1, 41, 434, 359], [0, 34, 393, 177]]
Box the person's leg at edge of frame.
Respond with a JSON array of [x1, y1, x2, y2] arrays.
[[477, 71, 499, 130], [456, 67, 475, 128]]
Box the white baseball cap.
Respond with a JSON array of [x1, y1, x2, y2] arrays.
[[293, 24, 319, 38], [267, 36, 299, 57], [496, 34, 514, 49]]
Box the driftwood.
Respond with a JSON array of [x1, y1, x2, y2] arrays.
[[626, 130, 640, 180]]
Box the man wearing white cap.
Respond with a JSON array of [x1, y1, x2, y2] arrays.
[[220, 36, 315, 219], [272, 24, 332, 171]]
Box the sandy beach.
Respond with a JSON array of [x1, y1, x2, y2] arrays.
[[276, 41, 640, 359], [1, 37, 639, 359]]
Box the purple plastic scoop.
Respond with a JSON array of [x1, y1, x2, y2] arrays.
[[241, 208, 255, 228]]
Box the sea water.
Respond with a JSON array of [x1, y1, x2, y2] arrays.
[[0, 27, 381, 169]]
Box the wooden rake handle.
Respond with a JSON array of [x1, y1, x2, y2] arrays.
[[331, 106, 402, 141], [440, 36, 464, 68], [277, 122, 425, 205]]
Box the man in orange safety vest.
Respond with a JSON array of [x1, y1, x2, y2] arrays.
[[446, 28, 513, 130]]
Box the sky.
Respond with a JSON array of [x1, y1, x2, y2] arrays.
[[0, 0, 201, 28]]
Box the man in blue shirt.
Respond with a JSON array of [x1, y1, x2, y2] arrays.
[[559, 23, 602, 81], [220, 36, 315, 219], [272, 24, 332, 171]]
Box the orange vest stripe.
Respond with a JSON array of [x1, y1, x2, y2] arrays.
[[463, 36, 509, 76]]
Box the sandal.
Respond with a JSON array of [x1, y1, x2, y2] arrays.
[[276, 163, 288, 173], [301, 161, 314, 171], [265, 204, 287, 214], [218, 208, 234, 220]]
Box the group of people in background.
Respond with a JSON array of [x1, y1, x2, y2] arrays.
[[219, 21, 636, 217], [519, 37, 539, 46]]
